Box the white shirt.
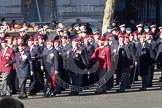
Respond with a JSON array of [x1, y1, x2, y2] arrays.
[[2, 47, 8, 57]]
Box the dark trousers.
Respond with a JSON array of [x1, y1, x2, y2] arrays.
[[19, 77, 27, 97], [106, 76, 114, 90], [70, 72, 83, 94], [130, 67, 135, 84], [44, 73, 53, 95], [96, 69, 108, 93], [119, 67, 130, 91], [89, 71, 99, 85], [37, 68, 44, 91], [141, 75, 147, 89], [116, 70, 121, 85], [147, 65, 154, 86], [28, 74, 38, 94], [10, 69, 17, 93], [28, 65, 41, 93]]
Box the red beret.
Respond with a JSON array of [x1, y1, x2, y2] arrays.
[[46, 39, 53, 43], [38, 34, 43, 39], [93, 31, 100, 35], [61, 36, 68, 39], [54, 39, 59, 43], [72, 38, 79, 42], [132, 31, 138, 36], [18, 43, 25, 47], [98, 37, 105, 41], [17, 36, 23, 39], [5, 36, 12, 39], [124, 34, 130, 38], [104, 37, 110, 41], [146, 32, 153, 35], [106, 34, 113, 37], [77, 37, 83, 41], [1, 39, 7, 43], [38, 34, 42, 37], [34, 38, 38, 41], [88, 34, 93, 38], [13, 37, 17, 40], [83, 35, 89, 39], [119, 32, 125, 36], [27, 37, 34, 41], [118, 35, 124, 38]]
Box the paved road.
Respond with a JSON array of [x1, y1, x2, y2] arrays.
[[0, 72, 162, 108]]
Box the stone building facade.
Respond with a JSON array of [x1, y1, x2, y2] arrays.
[[1, 0, 162, 26]]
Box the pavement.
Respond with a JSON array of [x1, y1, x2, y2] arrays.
[[0, 71, 162, 108]]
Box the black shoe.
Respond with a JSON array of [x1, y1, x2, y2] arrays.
[[126, 85, 131, 89], [12, 91, 17, 94], [18, 95, 27, 99], [50, 92, 56, 97], [69, 92, 79, 96], [53, 91, 61, 95], [139, 88, 146, 91], [27, 92, 36, 96], [116, 89, 125, 93], [147, 84, 152, 87], [95, 91, 106, 94]]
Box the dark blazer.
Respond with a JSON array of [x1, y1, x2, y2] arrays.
[[136, 41, 155, 61], [68, 46, 88, 72], [136, 42, 153, 76], [40, 47, 59, 76], [28, 45, 42, 67], [60, 43, 71, 69], [156, 43, 162, 65], [12, 45, 19, 53], [84, 43, 94, 59], [117, 44, 130, 69], [8, 51, 33, 78], [109, 40, 119, 71]]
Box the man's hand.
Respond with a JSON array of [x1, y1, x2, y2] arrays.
[[130, 65, 134, 69], [54, 71, 58, 74], [135, 62, 138, 66], [67, 51, 70, 55], [41, 66, 44, 71], [76, 50, 81, 54], [30, 71, 34, 76], [50, 53, 54, 59], [31, 57, 35, 60]]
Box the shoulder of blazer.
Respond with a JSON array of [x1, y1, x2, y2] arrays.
[[7, 47, 14, 53]]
